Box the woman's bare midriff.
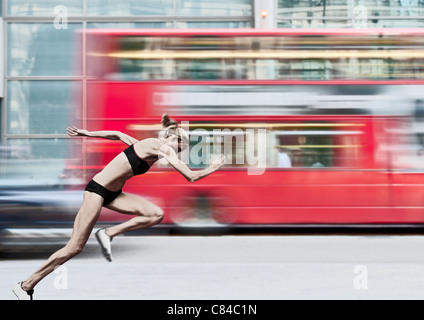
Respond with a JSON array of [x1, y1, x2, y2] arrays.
[[92, 138, 162, 191], [92, 153, 133, 191]]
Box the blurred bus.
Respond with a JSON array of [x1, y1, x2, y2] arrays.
[[72, 28, 424, 227]]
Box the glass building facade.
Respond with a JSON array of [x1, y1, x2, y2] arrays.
[[277, 0, 424, 28], [1, 0, 253, 183], [1, 0, 424, 183]]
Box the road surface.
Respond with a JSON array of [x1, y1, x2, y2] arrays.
[[2, 234, 424, 300]]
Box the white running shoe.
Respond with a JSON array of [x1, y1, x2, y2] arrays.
[[13, 282, 34, 300], [95, 228, 113, 262]]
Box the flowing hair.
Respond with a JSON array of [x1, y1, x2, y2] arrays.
[[161, 114, 178, 129]]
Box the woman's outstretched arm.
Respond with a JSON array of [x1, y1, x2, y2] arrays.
[[67, 126, 138, 146], [160, 144, 225, 183]]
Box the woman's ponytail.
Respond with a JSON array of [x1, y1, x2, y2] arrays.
[[161, 114, 178, 128]]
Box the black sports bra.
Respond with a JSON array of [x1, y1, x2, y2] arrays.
[[124, 144, 151, 176]]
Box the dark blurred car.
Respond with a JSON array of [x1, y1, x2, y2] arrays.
[[0, 187, 84, 253]]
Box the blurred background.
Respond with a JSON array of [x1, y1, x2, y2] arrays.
[[2, 0, 424, 254]]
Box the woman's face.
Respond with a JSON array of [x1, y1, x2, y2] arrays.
[[168, 134, 188, 153], [178, 136, 189, 153]]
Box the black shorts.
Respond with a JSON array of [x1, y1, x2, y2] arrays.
[[84, 180, 122, 206]]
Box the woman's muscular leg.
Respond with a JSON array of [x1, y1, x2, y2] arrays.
[[104, 192, 164, 238], [22, 192, 103, 291]]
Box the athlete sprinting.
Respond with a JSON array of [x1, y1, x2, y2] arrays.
[[13, 114, 225, 300]]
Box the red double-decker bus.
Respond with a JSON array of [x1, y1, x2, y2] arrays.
[[70, 28, 424, 227]]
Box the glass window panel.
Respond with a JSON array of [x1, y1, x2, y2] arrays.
[[8, 23, 82, 77], [7, 138, 70, 159], [87, 22, 172, 29], [278, 0, 349, 18], [364, 18, 424, 28], [7, 81, 80, 135], [277, 19, 351, 28], [176, 21, 251, 28], [177, 0, 252, 16], [87, 0, 174, 16], [1, 139, 70, 185], [97, 34, 424, 81], [387, 112, 424, 170], [8, 0, 82, 16], [355, 0, 424, 17], [272, 123, 363, 169], [157, 121, 363, 169]]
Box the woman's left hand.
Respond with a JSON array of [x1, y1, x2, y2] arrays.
[[67, 126, 89, 137], [210, 154, 226, 171]]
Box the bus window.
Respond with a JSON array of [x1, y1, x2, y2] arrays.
[[149, 122, 364, 171], [188, 125, 251, 169], [271, 122, 364, 169], [388, 115, 424, 171], [92, 33, 424, 81]]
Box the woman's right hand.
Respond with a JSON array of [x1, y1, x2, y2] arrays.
[[210, 154, 226, 171], [67, 126, 89, 137]]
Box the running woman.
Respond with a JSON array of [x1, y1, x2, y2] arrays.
[[13, 114, 225, 300]]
